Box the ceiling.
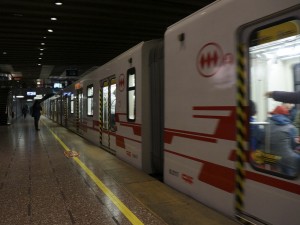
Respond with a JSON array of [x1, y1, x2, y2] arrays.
[[0, 0, 215, 88]]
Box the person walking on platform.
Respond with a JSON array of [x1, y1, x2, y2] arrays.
[[22, 104, 29, 119], [31, 100, 42, 131]]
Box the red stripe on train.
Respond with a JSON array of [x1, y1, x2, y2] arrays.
[[165, 149, 300, 195]]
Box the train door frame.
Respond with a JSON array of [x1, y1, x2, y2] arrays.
[[58, 94, 63, 125], [63, 93, 68, 127], [50, 100, 54, 120], [76, 88, 84, 135], [99, 76, 116, 154], [236, 5, 300, 224]]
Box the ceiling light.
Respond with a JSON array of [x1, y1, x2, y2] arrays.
[[38, 58, 42, 60], [37, 64, 42, 66], [51, 17, 57, 21], [43, 36, 47, 39], [47, 29, 53, 32], [55, 1, 63, 5], [40, 53, 43, 55], [40, 48, 44, 51], [34, 95, 43, 100], [41, 43, 45, 45], [3, 51, 7, 55]]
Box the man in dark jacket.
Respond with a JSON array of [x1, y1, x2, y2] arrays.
[[266, 91, 300, 104], [32, 100, 42, 131]]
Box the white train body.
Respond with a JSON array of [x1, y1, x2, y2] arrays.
[[44, 1, 300, 224]]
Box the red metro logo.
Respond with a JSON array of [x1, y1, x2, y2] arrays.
[[196, 42, 223, 77]]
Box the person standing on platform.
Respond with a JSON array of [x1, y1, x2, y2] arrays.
[[32, 100, 42, 131]]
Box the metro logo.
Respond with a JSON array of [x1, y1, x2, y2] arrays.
[[181, 173, 193, 184], [196, 42, 223, 77], [200, 50, 219, 68]]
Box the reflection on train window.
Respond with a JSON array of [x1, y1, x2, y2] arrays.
[[87, 84, 93, 116], [127, 68, 136, 121], [71, 94, 74, 114], [78, 90, 83, 122], [249, 20, 300, 179], [102, 81, 109, 130], [110, 78, 116, 131]]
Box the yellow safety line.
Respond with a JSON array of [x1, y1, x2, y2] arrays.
[[45, 123, 144, 225]]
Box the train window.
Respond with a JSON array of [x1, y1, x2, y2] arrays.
[[110, 78, 116, 131], [249, 20, 300, 179], [87, 84, 93, 116], [127, 68, 136, 121], [102, 78, 116, 131], [71, 94, 74, 114], [78, 90, 83, 122]]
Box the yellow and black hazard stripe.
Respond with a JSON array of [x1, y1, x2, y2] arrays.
[[235, 44, 247, 217]]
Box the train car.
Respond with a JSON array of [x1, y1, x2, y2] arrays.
[[46, 39, 164, 174], [44, 0, 300, 224], [163, 0, 300, 224]]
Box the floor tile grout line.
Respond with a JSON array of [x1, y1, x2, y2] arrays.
[[43, 141, 77, 225], [44, 121, 128, 225]]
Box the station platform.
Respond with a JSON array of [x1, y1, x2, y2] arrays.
[[0, 116, 239, 225]]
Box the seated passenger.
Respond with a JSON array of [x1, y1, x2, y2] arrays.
[[249, 100, 264, 150], [269, 105, 300, 177]]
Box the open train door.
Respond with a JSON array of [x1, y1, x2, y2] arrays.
[[236, 5, 300, 225], [99, 77, 116, 154]]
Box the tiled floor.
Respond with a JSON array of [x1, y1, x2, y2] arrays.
[[0, 116, 239, 225]]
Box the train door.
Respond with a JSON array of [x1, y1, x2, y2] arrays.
[[50, 100, 54, 120], [99, 77, 116, 154], [76, 89, 83, 135], [238, 7, 300, 225], [63, 94, 68, 127], [57, 95, 62, 125]]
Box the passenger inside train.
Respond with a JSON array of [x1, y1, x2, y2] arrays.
[[249, 19, 300, 178], [268, 105, 300, 176]]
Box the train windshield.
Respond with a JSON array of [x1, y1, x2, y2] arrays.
[[249, 20, 300, 179]]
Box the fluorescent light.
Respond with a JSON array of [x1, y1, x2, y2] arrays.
[[34, 95, 43, 100], [51, 17, 57, 21], [47, 29, 53, 32], [55, 1, 63, 6], [16, 95, 24, 98]]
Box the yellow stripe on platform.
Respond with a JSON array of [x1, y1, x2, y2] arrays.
[[46, 125, 144, 225]]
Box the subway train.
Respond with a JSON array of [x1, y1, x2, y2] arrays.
[[43, 1, 300, 224]]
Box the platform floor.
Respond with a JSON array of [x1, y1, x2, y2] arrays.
[[0, 116, 239, 225]]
